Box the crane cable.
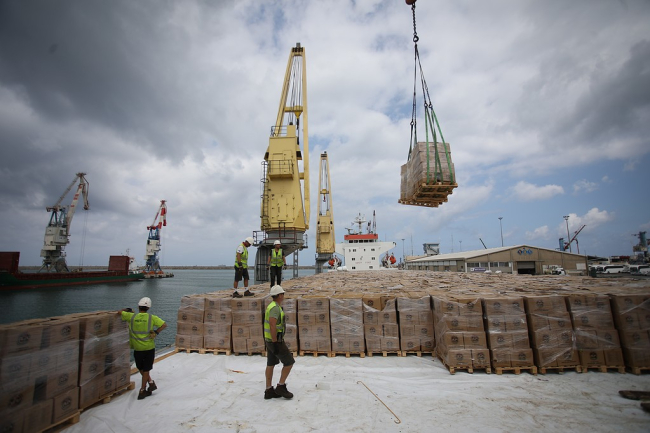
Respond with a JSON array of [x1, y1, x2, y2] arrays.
[[407, 2, 454, 185], [78, 210, 89, 268]]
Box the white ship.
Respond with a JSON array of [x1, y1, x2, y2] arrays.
[[335, 211, 397, 271]]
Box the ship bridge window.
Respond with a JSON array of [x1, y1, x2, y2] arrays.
[[371, 248, 376, 251], [372, 257, 376, 260]]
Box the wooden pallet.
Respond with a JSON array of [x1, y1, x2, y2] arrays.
[[204, 348, 232, 356], [366, 351, 404, 357], [538, 365, 581, 374], [233, 351, 265, 356], [439, 357, 491, 374], [38, 411, 80, 433], [579, 365, 626, 374], [401, 350, 434, 357], [399, 182, 458, 208], [299, 350, 335, 357], [174, 347, 205, 354], [332, 351, 366, 358], [494, 366, 538, 375], [628, 366, 650, 375]]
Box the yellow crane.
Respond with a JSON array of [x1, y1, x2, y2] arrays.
[[315, 152, 335, 274], [254, 43, 310, 283]]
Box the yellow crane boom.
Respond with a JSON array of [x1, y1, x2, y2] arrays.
[[315, 152, 335, 274]]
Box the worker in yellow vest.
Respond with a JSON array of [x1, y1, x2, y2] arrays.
[[267, 240, 286, 288], [118, 297, 166, 400], [233, 236, 255, 298], [263, 285, 295, 399]]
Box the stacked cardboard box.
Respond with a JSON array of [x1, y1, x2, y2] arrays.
[[330, 295, 365, 354], [176, 295, 205, 350], [483, 297, 534, 370], [400, 141, 457, 206], [364, 296, 400, 354], [298, 297, 331, 353], [231, 298, 264, 354], [264, 296, 298, 352], [433, 297, 490, 370], [203, 296, 232, 352], [524, 295, 579, 370], [610, 293, 650, 369], [397, 296, 435, 354], [567, 294, 624, 369]]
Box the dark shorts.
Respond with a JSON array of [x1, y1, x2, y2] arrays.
[[234, 266, 249, 282], [134, 348, 155, 372], [265, 340, 295, 367]]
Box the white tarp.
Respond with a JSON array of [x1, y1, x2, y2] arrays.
[[66, 352, 650, 432]]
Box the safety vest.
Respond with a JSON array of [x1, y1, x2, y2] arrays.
[[270, 249, 283, 267], [235, 243, 248, 268], [264, 301, 285, 341], [128, 313, 155, 351]]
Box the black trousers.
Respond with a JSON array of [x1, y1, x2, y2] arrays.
[[270, 266, 282, 287]]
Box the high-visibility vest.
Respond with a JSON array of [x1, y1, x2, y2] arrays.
[[128, 313, 155, 351], [235, 243, 248, 268], [264, 301, 285, 341], [270, 249, 283, 267]]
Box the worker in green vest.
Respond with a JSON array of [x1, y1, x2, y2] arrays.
[[267, 240, 286, 288], [233, 236, 255, 298], [263, 285, 295, 399], [119, 297, 166, 400]]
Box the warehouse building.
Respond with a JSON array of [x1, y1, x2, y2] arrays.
[[404, 245, 588, 275]]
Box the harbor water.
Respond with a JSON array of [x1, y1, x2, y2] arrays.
[[0, 268, 314, 350]]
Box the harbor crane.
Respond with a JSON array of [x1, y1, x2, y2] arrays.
[[40, 172, 89, 272], [254, 43, 311, 284], [315, 152, 335, 274], [144, 200, 168, 276], [560, 224, 586, 254]]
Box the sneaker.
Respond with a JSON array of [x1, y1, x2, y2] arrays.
[[244, 290, 254, 297], [264, 387, 282, 400], [233, 291, 243, 298], [148, 381, 157, 392], [138, 389, 148, 400], [275, 384, 293, 399]]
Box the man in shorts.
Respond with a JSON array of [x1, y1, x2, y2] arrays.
[[119, 297, 166, 400], [263, 285, 295, 399], [233, 236, 255, 298]]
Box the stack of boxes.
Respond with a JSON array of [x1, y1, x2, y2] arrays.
[[610, 293, 650, 370], [231, 297, 264, 354], [483, 297, 535, 371], [363, 296, 400, 354], [203, 296, 232, 352], [0, 311, 132, 433], [567, 294, 624, 369], [397, 296, 435, 354], [298, 297, 332, 353], [433, 297, 490, 371], [176, 295, 205, 350], [330, 295, 365, 355], [78, 312, 130, 409], [524, 295, 579, 370]]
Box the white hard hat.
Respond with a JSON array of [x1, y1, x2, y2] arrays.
[[245, 236, 254, 245], [274, 240, 281, 245], [270, 285, 285, 297], [138, 297, 152, 308]]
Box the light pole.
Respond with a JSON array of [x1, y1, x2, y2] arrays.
[[459, 240, 462, 251], [498, 217, 504, 247], [563, 215, 571, 253], [401, 238, 405, 264]]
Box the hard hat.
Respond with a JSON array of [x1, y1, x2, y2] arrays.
[[138, 297, 152, 308], [274, 240, 281, 245], [245, 236, 254, 245], [270, 285, 285, 297]]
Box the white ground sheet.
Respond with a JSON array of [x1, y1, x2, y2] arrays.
[[67, 352, 650, 433]]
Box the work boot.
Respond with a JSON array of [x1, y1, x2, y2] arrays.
[[148, 381, 157, 393], [138, 389, 148, 400], [620, 390, 650, 401], [642, 402, 650, 413], [233, 291, 243, 298], [264, 387, 282, 400], [275, 384, 293, 399], [244, 290, 254, 297]]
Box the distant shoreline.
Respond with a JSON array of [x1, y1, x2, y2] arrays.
[[18, 265, 316, 271]]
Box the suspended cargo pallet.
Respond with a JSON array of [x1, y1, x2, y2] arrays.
[[399, 141, 457, 208]]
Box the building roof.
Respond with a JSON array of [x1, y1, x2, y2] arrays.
[[406, 244, 586, 263]]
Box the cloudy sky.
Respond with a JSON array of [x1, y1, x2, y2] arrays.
[[1, 0, 649, 268]]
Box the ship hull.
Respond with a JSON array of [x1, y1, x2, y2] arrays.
[[0, 271, 144, 290]]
